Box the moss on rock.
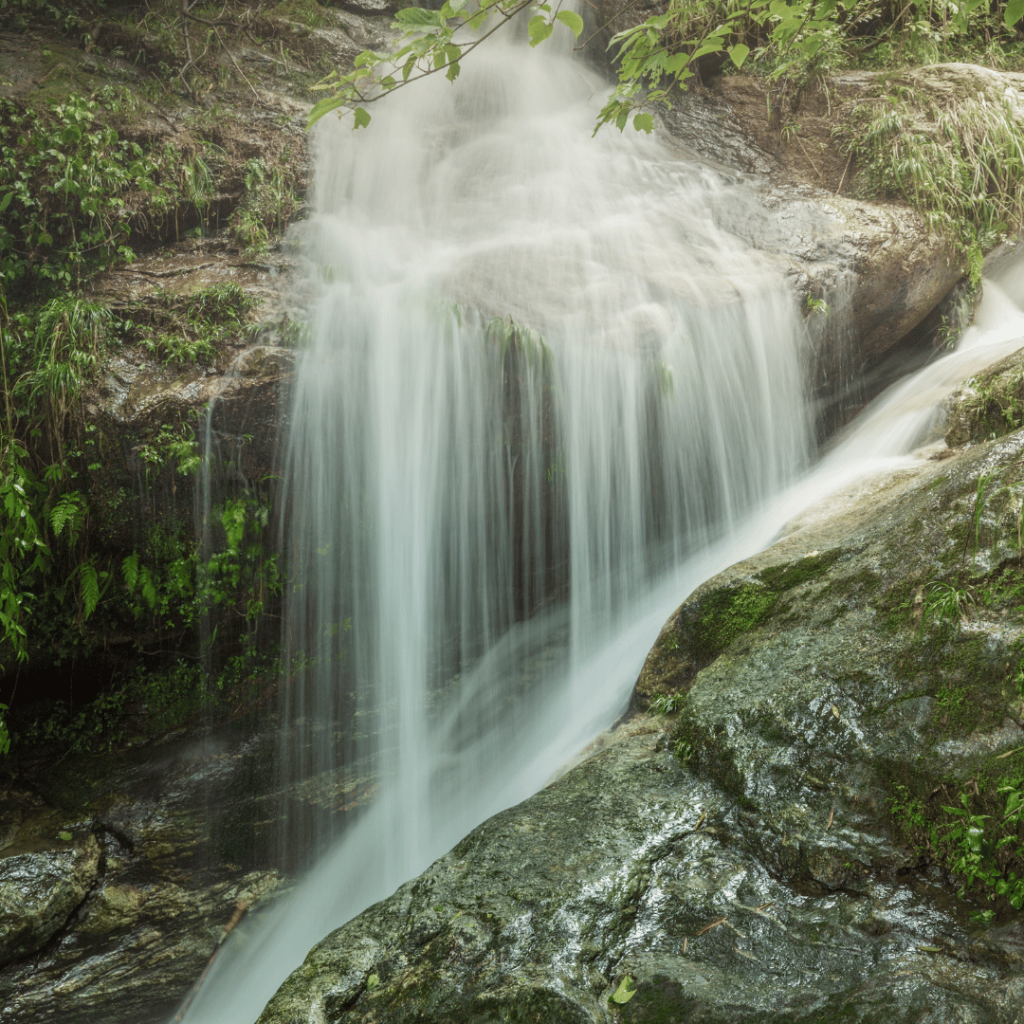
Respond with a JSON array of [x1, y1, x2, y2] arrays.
[[946, 348, 1024, 447]]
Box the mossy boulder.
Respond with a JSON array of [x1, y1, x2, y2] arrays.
[[257, 724, 1024, 1024], [0, 834, 100, 967], [0, 726, 291, 1024]]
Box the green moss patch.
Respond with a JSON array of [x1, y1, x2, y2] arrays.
[[690, 549, 845, 661]]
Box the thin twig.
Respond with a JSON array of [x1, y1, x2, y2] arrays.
[[575, 0, 645, 50], [320, 0, 534, 114], [213, 24, 261, 103], [836, 150, 853, 194], [174, 901, 249, 1021], [796, 136, 824, 180]]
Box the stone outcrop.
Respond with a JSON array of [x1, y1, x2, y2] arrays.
[[81, 241, 301, 552], [6, 3, 1024, 1020], [0, 835, 100, 968], [946, 348, 1024, 447]]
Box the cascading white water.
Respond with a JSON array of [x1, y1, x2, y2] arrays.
[[175, 27, 823, 1024]]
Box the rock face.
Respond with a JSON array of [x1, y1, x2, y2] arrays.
[[259, 725, 1023, 1024], [0, 836, 100, 968], [946, 349, 1024, 447], [256, 405, 1024, 1023], [83, 241, 301, 552], [0, 727, 289, 1024], [5, 4, 1024, 1020]]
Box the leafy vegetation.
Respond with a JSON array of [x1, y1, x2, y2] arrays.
[[837, 78, 1024, 283], [889, 739, 1024, 916], [231, 158, 301, 252], [0, 272, 281, 758], [0, 93, 148, 292], [0, 0, 96, 34], [308, 0, 1024, 134], [885, 468, 1024, 915], [135, 283, 257, 366], [0, 90, 228, 296], [948, 359, 1024, 446], [0, 0, 318, 761]]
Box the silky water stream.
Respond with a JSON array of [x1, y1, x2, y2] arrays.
[[173, 28, 1024, 1024]]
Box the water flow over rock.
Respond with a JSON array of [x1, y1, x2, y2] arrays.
[[174, 31, 811, 1024]]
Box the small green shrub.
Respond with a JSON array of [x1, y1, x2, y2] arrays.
[[839, 82, 1024, 275], [137, 283, 258, 366], [0, 0, 93, 34], [0, 94, 156, 291], [649, 692, 685, 714], [231, 157, 300, 251]]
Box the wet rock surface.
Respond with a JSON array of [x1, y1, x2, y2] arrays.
[[0, 835, 100, 968], [4, 5, 1024, 1023], [82, 238, 302, 551], [946, 346, 1024, 448], [0, 726, 291, 1024], [658, 71, 967, 418], [257, 420, 1024, 1023]]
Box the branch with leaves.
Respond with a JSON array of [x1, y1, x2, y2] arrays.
[[309, 0, 584, 129], [309, 0, 1024, 135]]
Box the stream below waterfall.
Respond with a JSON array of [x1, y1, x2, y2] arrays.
[[172, 25, 1024, 1024]]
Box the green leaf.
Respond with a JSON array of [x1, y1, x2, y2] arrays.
[[367, 973, 380, 991], [632, 112, 654, 133], [448, 0, 468, 11], [140, 566, 157, 611], [353, 107, 371, 130], [58, 831, 73, 842], [1006, 0, 1024, 28], [692, 35, 724, 60], [79, 563, 99, 619], [395, 7, 444, 26], [555, 10, 584, 39], [121, 551, 139, 592], [610, 976, 637, 1004], [0, 192, 11, 213], [727, 43, 750, 68], [528, 15, 554, 47], [307, 93, 350, 127], [798, 33, 824, 57]]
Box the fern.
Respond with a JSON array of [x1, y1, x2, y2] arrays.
[[139, 565, 158, 612], [47, 490, 87, 545], [121, 550, 139, 593], [78, 562, 100, 620]]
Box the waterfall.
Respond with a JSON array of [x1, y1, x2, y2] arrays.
[[173, 29, 815, 1024]]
